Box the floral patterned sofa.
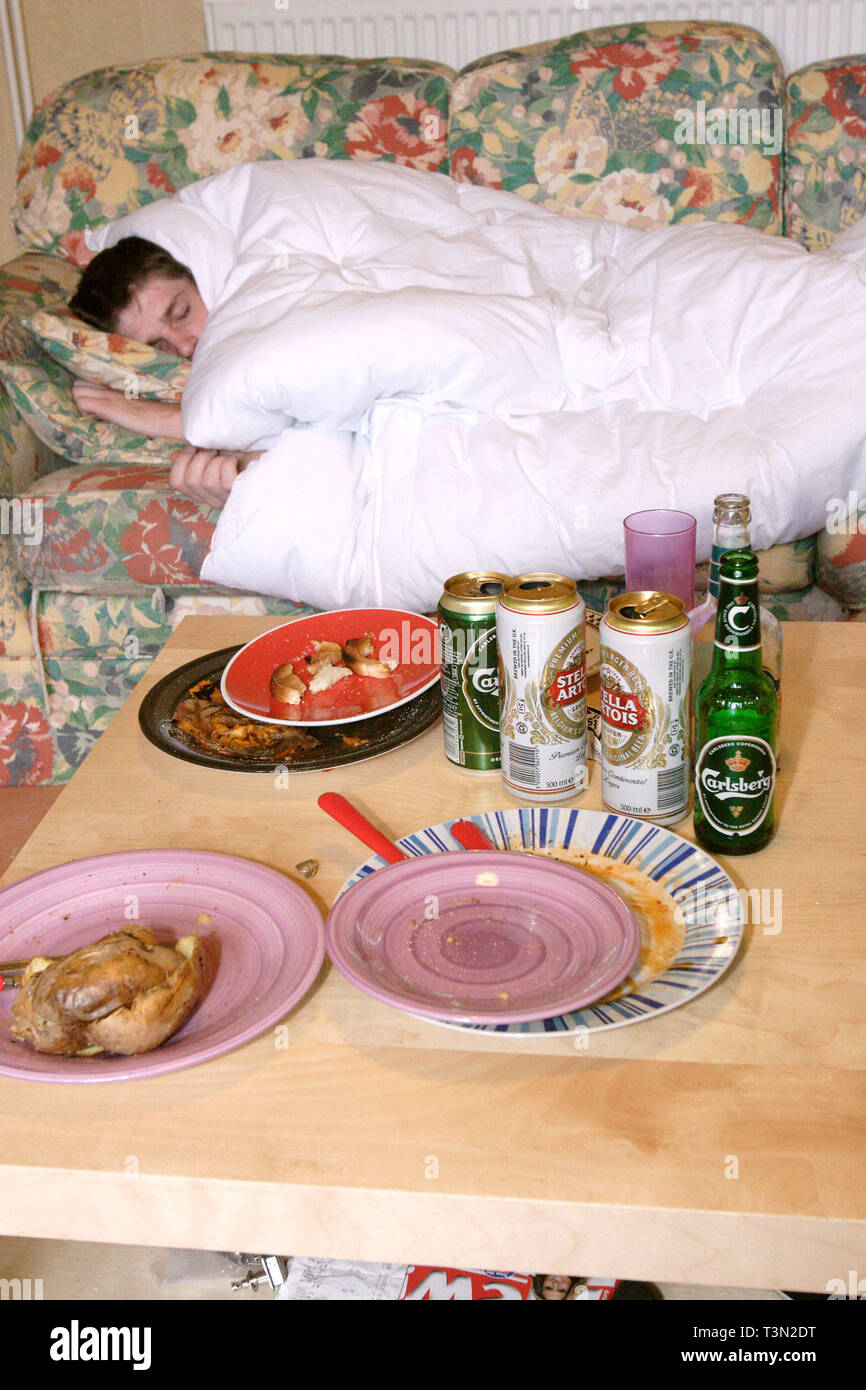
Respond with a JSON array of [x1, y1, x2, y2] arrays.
[[1, 19, 865, 784]]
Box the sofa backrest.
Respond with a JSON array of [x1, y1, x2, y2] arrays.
[[12, 24, 866, 259], [785, 55, 866, 249], [12, 53, 454, 257], [449, 19, 785, 234]]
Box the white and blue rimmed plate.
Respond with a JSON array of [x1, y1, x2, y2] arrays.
[[335, 807, 744, 1036]]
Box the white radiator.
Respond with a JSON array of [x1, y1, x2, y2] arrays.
[[4, 3, 866, 158], [204, 0, 866, 76], [1, 0, 32, 147]]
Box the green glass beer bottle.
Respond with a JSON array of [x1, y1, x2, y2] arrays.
[[694, 549, 778, 855]]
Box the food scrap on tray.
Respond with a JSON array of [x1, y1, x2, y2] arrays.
[[172, 676, 322, 758], [270, 632, 398, 707], [10, 926, 204, 1057]]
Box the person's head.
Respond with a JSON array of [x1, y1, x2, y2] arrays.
[[68, 235, 207, 358]]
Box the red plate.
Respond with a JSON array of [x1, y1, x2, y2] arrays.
[[221, 608, 441, 726]]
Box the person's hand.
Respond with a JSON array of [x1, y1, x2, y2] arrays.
[[71, 381, 185, 440], [169, 446, 263, 509]]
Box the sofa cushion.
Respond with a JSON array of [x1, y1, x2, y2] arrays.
[[26, 309, 189, 402], [817, 497, 866, 607], [0, 252, 80, 367], [6, 589, 317, 786], [0, 257, 155, 484], [450, 19, 783, 231], [1, 380, 36, 658], [14, 462, 215, 592], [0, 543, 34, 658], [0, 254, 181, 468], [695, 535, 816, 595], [13, 54, 454, 257], [0, 358, 180, 468], [34, 588, 317, 661], [762, 583, 847, 621], [35, 590, 172, 660], [42, 653, 153, 780], [785, 59, 866, 249]]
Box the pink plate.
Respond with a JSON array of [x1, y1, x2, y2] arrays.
[[325, 852, 640, 1025], [0, 850, 325, 1083], [221, 608, 440, 726]]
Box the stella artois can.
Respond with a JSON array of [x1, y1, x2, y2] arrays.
[[438, 572, 510, 771], [600, 591, 691, 825], [497, 574, 587, 802]]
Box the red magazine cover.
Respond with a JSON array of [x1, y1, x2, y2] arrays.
[[400, 1268, 620, 1300], [275, 1256, 626, 1300]]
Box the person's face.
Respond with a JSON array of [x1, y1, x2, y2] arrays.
[[115, 275, 207, 358], [541, 1275, 572, 1300]]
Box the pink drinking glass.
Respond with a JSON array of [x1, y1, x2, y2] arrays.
[[623, 510, 697, 611]]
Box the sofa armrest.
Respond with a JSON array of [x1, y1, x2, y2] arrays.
[[0, 377, 39, 659], [0, 375, 40, 501]]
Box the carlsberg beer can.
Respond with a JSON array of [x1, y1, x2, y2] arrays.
[[600, 592, 691, 824], [438, 572, 510, 771], [497, 574, 587, 802]]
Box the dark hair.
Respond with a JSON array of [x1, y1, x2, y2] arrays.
[[68, 235, 196, 333]]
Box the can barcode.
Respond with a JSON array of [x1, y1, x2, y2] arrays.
[[442, 712, 460, 763], [507, 742, 540, 787], [656, 761, 687, 812]]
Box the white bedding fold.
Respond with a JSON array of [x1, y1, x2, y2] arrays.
[[87, 158, 866, 607], [202, 388, 865, 613]]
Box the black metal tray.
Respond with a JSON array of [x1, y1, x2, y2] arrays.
[[138, 645, 441, 773]]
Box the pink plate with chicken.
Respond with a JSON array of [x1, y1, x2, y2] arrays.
[[221, 608, 441, 726]]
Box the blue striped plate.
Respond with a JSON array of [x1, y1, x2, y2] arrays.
[[336, 807, 744, 1036]]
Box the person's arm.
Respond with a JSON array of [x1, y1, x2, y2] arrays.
[[72, 382, 261, 506], [169, 446, 263, 509], [71, 381, 186, 440]]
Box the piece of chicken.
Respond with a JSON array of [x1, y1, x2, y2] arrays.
[[10, 926, 204, 1056], [308, 662, 352, 694], [342, 632, 398, 679], [306, 640, 344, 673], [301, 638, 352, 693], [270, 662, 305, 704]]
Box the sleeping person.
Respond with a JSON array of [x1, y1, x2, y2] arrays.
[[66, 156, 866, 611], [69, 236, 253, 509]]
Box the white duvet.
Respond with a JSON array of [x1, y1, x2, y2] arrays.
[[86, 157, 866, 611]]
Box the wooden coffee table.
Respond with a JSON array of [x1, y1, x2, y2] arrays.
[[0, 617, 863, 1292]]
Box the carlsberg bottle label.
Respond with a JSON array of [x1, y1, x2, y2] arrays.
[[717, 589, 761, 650], [695, 735, 776, 837]]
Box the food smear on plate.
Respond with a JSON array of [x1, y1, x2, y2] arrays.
[[10, 926, 204, 1057], [530, 846, 684, 994], [268, 632, 401, 720]]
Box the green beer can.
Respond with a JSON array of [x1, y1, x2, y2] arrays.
[[438, 572, 509, 771]]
